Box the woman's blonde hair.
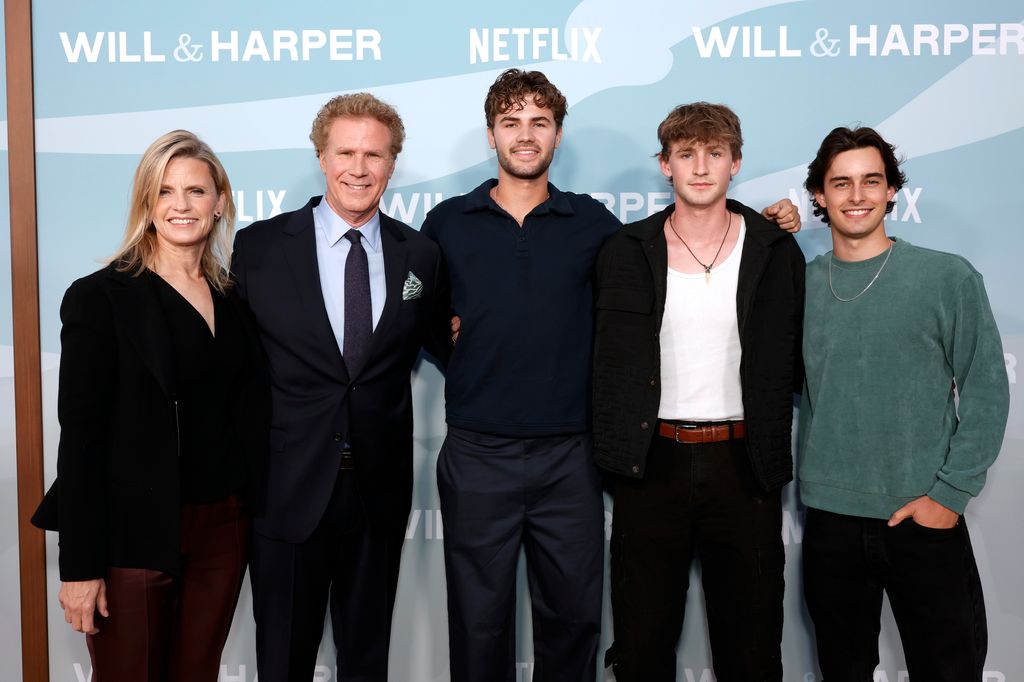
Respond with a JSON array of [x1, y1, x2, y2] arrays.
[[110, 130, 236, 292]]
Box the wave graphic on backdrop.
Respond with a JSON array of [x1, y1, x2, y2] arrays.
[[733, 45, 1024, 218], [4, 0, 800, 187]]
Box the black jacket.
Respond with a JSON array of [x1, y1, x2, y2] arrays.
[[32, 264, 270, 580], [592, 200, 804, 492]]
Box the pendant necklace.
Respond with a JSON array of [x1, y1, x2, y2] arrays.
[[828, 242, 894, 302], [667, 211, 732, 284]]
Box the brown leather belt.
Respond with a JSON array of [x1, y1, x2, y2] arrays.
[[658, 420, 745, 444]]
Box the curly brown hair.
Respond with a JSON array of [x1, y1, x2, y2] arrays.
[[484, 69, 568, 128], [656, 102, 743, 160], [309, 92, 405, 158]]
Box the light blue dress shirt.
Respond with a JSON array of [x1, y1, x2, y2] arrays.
[[313, 199, 387, 356]]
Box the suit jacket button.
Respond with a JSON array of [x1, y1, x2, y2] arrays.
[[631, 464, 640, 474], [334, 433, 343, 442], [640, 420, 649, 430]]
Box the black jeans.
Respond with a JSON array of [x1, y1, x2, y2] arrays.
[[803, 508, 988, 681], [608, 434, 784, 682]]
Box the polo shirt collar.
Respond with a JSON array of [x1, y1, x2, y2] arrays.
[[463, 179, 575, 217]]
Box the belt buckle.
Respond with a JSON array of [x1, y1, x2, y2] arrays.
[[674, 423, 698, 444]]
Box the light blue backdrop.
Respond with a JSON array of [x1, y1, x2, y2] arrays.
[[16, 1, 1022, 680]]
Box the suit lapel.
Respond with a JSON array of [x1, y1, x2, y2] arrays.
[[375, 214, 409, 337], [106, 269, 176, 398], [282, 197, 349, 381]]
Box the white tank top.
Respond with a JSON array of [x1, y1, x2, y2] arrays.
[[658, 218, 745, 421]]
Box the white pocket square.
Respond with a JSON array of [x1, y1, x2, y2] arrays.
[[402, 271, 423, 300]]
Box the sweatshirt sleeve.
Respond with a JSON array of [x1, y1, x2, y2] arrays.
[[927, 271, 1009, 513]]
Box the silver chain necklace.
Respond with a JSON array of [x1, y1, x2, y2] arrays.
[[828, 242, 894, 302], [667, 210, 732, 285]]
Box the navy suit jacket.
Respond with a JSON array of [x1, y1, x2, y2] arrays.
[[232, 196, 450, 543]]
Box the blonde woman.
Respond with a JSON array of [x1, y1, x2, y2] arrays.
[[33, 130, 269, 682]]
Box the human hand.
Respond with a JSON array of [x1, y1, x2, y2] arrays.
[[887, 496, 958, 529], [451, 315, 461, 344], [762, 198, 801, 233], [58, 578, 108, 634]]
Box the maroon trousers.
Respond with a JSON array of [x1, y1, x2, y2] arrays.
[[86, 497, 249, 682]]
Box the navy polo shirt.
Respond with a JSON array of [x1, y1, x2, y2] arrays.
[[421, 179, 621, 437]]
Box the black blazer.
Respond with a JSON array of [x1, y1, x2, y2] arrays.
[[232, 196, 450, 543], [32, 265, 270, 581], [592, 200, 805, 492]]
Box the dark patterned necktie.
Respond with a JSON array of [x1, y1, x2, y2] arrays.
[[343, 229, 371, 376]]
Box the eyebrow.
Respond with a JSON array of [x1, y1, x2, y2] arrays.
[[499, 114, 552, 124], [673, 143, 723, 153], [828, 172, 885, 184], [333, 145, 386, 154]]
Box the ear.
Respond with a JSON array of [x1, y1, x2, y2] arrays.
[[659, 154, 672, 179], [887, 185, 896, 203], [554, 126, 563, 149], [318, 151, 328, 175], [215, 192, 227, 219], [487, 127, 496, 150], [730, 156, 741, 178], [814, 191, 827, 209]]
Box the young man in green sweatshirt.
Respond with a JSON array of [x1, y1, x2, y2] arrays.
[[798, 126, 1009, 681]]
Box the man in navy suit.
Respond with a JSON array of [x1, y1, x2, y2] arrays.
[[232, 93, 450, 682]]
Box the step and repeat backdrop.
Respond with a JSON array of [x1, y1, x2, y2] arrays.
[[16, 0, 1022, 680]]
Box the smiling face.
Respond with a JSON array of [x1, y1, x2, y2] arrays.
[[814, 146, 896, 248], [659, 138, 740, 209], [152, 156, 225, 253], [318, 115, 396, 226], [487, 96, 562, 182]]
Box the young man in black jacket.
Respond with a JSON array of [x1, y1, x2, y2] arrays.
[[592, 102, 805, 681]]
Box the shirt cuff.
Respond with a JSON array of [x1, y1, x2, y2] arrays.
[[927, 479, 972, 515]]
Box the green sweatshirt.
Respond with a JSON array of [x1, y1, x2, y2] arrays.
[[798, 238, 1009, 519]]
